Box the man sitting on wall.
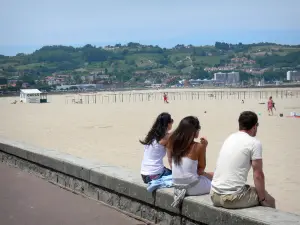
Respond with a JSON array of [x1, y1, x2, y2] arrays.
[[210, 111, 275, 209]]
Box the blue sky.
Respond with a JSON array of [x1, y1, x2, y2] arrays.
[[1, 0, 300, 56]]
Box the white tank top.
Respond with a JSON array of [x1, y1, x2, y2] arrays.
[[141, 140, 166, 175], [172, 157, 199, 185]]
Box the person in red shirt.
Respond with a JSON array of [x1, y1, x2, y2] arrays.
[[267, 96, 274, 116], [163, 93, 169, 104]]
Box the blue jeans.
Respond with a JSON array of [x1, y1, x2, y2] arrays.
[[141, 167, 172, 184]]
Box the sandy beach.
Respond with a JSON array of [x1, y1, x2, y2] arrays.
[[1, 88, 300, 215]]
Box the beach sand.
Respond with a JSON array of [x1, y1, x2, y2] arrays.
[[1, 88, 300, 214]]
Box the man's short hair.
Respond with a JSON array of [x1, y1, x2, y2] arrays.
[[238, 111, 258, 131]]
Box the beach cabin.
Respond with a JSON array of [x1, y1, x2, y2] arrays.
[[20, 89, 47, 103]]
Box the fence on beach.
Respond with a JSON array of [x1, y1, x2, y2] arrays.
[[64, 89, 300, 104]]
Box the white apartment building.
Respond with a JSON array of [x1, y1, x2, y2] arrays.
[[227, 72, 240, 84], [287, 71, 300, 81], [214, 72, 240, 84], [214, 72, 227, 83]]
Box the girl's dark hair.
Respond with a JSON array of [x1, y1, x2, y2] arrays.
[[168, 116, 200, 165], [140, 112, 173, 145]]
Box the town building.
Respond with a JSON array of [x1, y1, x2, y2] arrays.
[[227, 72, 240, 84], [214, 72, 227, 83], [287, 71, 300, 81], [214, 72, 240, 85]]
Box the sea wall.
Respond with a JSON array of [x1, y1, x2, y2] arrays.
[[0, 137, 299, 225]]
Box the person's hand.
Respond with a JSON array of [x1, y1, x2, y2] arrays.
[[200, 137, 208, 147], [197, 167, 204, 176]]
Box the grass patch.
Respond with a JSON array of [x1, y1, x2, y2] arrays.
[[126, 53, 163, 61], [194, 56, 222, 66], [16, 63, 44, 70], [151, 67, 179, 74]]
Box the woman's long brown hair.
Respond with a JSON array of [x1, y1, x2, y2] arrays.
[[140, 112, 173, 145], [167, 116, 200, 165]]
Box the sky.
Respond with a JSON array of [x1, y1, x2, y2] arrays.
[[0, 0, 300, 56]]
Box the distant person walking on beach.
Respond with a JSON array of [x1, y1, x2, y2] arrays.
[[140, 112, 173, 184], [267, 96, 274, 116], [167, 116, 213, 207], [211, 111, 276, 209], [163, 93, 169, 104]]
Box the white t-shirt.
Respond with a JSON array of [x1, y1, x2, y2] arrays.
[[211, 131, 262, 194], [140, 140, 166, 176]]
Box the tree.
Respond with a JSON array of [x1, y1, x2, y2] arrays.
[[22, 75, 36, 85], [73, 75, 82, 84], [190, 68, 211, 79], [215, 42, 230, 51], [122, 49, 129, 55], [127, 42, 140, 48], [0, 77, 7, 85], [16, 81, 22, 88], [159, 58, 168, 65], [263, 71, 285, 81], [7, 66, 16, 72], [239, 71, 254, 81]]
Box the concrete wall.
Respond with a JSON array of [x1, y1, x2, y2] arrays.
[[0, 137, 299, 225]]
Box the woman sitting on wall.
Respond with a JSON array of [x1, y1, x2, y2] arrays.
[[140, 112, 174, 184], [167, 116, 213, 207]]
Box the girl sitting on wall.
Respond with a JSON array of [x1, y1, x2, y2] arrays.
[[140, 112, 173, 184], [167, 116, 214, 207]]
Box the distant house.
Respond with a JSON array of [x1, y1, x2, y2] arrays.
[[134, 71, 148, 76], [45, 76, 66, 86], [75, 68, 88, 73], [96, 75, 110, 79], [0, 84, 7, 89], [90, 69, 105, 75], [52, 73, 71, 78], [231, 57, 256, 65], [8, 80, 17, 87], [86, 75, 95, 82], [22, 83, 30, 88]]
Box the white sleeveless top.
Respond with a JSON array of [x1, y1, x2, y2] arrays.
[[141, 140, 166, 175], [172, 157, 199, 185]]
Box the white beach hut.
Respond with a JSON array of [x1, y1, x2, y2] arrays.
[[20, 89, 42, 103]]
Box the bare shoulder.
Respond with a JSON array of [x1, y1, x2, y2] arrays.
[[159, 133, 171, 146], [195, 141, 206, 151], [188, 142, 204, 159]]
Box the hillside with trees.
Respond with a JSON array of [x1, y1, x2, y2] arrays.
[[0, 42, 300, 90]]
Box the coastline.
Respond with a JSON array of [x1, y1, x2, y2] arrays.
[[1, 84, 300, 98]]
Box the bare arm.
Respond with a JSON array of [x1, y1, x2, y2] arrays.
[[160, 133, 172, 169], [252, 159, 266, 201], [197, 144, 206, 175]]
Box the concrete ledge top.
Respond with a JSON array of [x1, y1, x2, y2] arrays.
[[1, 136, 300, 225]]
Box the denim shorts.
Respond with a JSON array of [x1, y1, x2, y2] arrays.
[[141, 167, 172, 184]]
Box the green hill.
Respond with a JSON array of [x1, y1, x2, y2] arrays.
[[0, 42, 300, 87]]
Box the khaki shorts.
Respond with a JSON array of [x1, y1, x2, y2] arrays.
[[211, 185, 259, 209]]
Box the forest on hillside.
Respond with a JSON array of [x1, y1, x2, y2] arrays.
[[0, 42, 300, 87]]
